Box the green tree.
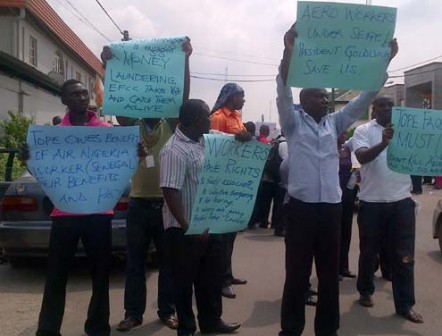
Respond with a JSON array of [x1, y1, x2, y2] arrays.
[[0, 111, 35, 148], [0, 111, 35, 181]]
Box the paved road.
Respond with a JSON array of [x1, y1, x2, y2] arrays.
[[1, 185, 442, 336]]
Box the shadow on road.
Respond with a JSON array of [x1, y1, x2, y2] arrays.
[[241, 298, 281, 328], [340, 301, 425, 336], [427, 250, 442, 264], [0, 258, 132, 294]]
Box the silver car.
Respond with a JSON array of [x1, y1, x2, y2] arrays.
[[0, 171, 129, 266], [432, 199, 442, 252]]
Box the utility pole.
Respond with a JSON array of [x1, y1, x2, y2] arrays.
[[269, 100, 272, 122], [122, 30, 131, 41]]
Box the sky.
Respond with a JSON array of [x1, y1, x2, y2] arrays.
[[45, 0, 442, 124]]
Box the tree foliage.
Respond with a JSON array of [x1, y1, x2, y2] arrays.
[[0, 111, 35, 148], [0, 111, 35, 181]]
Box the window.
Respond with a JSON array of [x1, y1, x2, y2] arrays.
[[52, 51, 64, 76], [53, 54, 62, 74], [29, 36, 37, 66], [75, 71, 81, 81]]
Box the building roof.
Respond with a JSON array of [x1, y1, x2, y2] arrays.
[[0, 0, 103, 77], [404, 62, 442, 74]]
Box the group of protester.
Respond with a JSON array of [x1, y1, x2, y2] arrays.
[[26, 23, 423, 336]]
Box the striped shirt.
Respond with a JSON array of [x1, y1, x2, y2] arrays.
[[160, 126, 204, 230]]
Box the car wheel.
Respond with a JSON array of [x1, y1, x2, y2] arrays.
[[438, 223, 442, 253], [9, 257, 28, 268]]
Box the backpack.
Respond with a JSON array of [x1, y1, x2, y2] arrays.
[[264, 140, 285, 182]]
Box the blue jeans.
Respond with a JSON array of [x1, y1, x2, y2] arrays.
[[123, 198, 175, 321], [357, 198, 416, 314]]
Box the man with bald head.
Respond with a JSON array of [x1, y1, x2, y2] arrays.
[[352, 96, 423, 324], [276, 23, 398, 336]]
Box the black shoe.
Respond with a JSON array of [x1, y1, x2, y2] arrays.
[[160, 315, 178, 329], [116, 317, 142, 332], [222, 286, 236, 299], [274, 230, 285, 237], [304, 294, 317, 306], [382, 273, 392, 281], [200, 320, 241, 334], [231, 278, 247, 285], [340, 270, 356, 278], [358, 295, 374, 307], [397, 309, 424, 323]]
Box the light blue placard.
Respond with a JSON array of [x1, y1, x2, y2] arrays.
[[26, 125, 139, 214], [387, 107, 442, 176], [187, 134, 270, 235], [103, 36, 186, 118], [288, 1, 397, 90]]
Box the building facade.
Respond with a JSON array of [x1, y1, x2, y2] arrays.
[[0, 0, 103, 124], [404, 62, 442, 110]]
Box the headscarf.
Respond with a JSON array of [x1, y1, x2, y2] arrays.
[[211, 83, 244, 113]]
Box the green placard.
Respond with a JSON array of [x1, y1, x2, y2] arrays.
[[288, 1, 397, 90], [387, 107, 442, 176]]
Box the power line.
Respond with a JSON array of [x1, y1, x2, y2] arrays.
[[56, 0, 111, 42], [195, 45, 279, 62], [94, 0, 124, 36], [194, 52, 278, 67], [388, 68, 442, 79], [191, 71, 275, 77], [389, 55, 442, 72], [190, 75, 274, 83]]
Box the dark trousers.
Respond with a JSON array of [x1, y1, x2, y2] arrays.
[[36, 215, 112, 336], [357, 199, 416, 314], [411, 175, 422, 193], [165, 228, 223, 336], [272, 186, 286, 235], [221, 232, 237, 288], [280, 198, 341, 336], [250, 180, 277, 227], [123, 198, 175, 321], [339, 188, 355, 273]]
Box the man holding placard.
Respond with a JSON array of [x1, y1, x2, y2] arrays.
[[32, 79, 114, 336], [160, 99, 241, 336], [276, 22, 398, 336], [101, 39, 193, 332], [352, 97, 423, 323]]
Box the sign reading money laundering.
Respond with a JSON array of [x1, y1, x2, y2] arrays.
[[103, 36, 186, 118], [288, 1, 397, 90], [187, 134, 270, 235], [26, 125, 139, 213], [387, 107, 442, 176]]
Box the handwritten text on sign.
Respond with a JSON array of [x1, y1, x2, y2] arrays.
[[103, 36, 186, 118], [187, 134, 270, 235], [288, 2, 396, 90], [387, 107, 442, 176], [26, 126, 139, 214]]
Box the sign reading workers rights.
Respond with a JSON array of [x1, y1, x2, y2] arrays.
[[26, 126, 139, 214], [103, 36, 186, 119], [387, 107, 442, 176], [187, 134, 270, 235], [288, 1, 397, 90]]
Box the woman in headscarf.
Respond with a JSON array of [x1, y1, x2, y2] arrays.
[[210, 83, 249, 300], [211, 83, 247, 134]]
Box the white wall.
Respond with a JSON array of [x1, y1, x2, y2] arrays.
[[0, 72, 65, 125]]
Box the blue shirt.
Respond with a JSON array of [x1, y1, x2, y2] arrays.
[[276, 73, 381, 203]]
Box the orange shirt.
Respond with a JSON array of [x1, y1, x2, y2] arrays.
[[210, 107, 246, 135]]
